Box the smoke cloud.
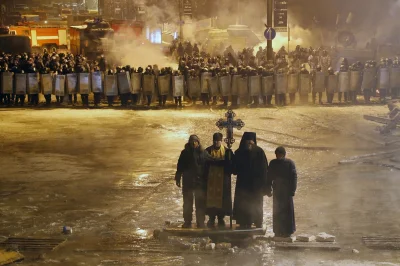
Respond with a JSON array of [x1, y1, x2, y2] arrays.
[[105, 0, 179, 68], [143, 0, 179, 28], [106, 0, 400, 68], [106, 27, 176, 68]]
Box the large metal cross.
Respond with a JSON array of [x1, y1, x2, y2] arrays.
[[216, 109, 245, 150]]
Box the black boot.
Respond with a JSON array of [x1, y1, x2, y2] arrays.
[[45, 94, 51, 105], [223, 96, 228, 106], [107, 96, 114, 106], [182, 222, 192, 228], [217, 216, 226, 228], [207, 216, 216, 228], [146, 95, 152, 106]]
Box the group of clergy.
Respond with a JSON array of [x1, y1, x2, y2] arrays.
[[175, 132, 298, 238]]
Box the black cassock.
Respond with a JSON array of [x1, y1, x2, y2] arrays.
[[232, 145, 268, 227], [267, 158, 297, 236]]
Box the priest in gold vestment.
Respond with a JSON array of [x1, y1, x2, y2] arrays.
[[204, 133, 234, 228]]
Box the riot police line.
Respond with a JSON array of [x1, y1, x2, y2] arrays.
[[0, 64, 399, 108]]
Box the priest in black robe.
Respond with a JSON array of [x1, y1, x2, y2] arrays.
[[266, 146, 297, 237], [232, 132, 269, 229]]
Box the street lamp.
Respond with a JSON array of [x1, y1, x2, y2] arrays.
[[267, 0, 273, 60]]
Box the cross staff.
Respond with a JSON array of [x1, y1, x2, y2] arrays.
[[216, 109, 245, 150], [215, 109, 245, 229]]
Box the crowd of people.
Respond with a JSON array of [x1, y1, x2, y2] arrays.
[[0, 45, 399, 109], [170, 40, 336, 71]]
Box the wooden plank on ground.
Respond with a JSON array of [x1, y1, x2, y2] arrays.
[[273, 242, 340, 251], [163, 223, 265, 237], [364, 115, 392, 125], [363, 236, 400, 250]]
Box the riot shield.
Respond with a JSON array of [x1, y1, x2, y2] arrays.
[[66, 73, 78, 94], [15, 73, 27, 95], [208, 76, 219, 97], [172, 75, 184, 97], [262, 76, 274, 96], [287, 73, 299, 94], [104, 75, 118, 96], [130, 73, 142, 94], [275, 73, 288, 94], [143, 74, 155, 96], [40, 73, 53, 95], [378, 68, 390, 89], [238, 76, 248, 97], [188, 76, 201, 98], [361, 68, 377, 91], [78, 73, 91, 94], [53, 75, 66, 96], [390, 67, 400, 88], [231, 75, 240, 96], [338, 72, 350, 92], [350, 71, 362, 92], [313, 72, 325, 93], [1, 72, 13, 94], [27, 73, 40, 94], [200, 72, 212, 94], [249, 76, 261, 96], [219, 76, 230, 97], [91, 72, 103, 93], [158, 74, 171, 96], [117, 72, 131, 94], [326, 74, 338, 94], [299, 74, 311, 95]]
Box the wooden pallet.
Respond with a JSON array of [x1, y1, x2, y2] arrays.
[[0, 238, 66, 251], [363, 236, 400, 250], [273, 241, 340, 251]]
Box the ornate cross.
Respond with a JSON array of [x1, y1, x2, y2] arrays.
[[216, 109, 245, 149]]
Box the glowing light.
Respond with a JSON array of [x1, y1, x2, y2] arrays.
[[135, 228, 148, 239], [138, 173, 149, 180]]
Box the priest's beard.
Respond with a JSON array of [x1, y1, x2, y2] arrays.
[[244, 143, 254, 151]]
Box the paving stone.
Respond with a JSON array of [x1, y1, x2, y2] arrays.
[[316, 232, 336, 243], [205, 243, 215, 250], [216, 242, 231, 250], [297, 234, 316, 242]]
